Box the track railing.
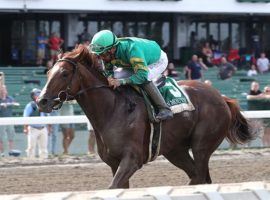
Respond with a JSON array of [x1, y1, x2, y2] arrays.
[[0, 181, 269, 200]]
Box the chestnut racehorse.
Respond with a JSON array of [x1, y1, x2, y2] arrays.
[[37, 45, 255, 189]]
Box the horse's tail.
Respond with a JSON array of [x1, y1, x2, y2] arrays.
[[223, 96, 256, 144]]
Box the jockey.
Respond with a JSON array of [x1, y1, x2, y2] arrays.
[[89, 30, 173, 122]]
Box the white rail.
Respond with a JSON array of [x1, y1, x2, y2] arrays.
[[0, 111, 268, 126], [242, 110, 270, 118], [0, 115, 88, 125], [0, 181, 269, 200]]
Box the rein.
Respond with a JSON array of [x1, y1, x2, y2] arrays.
[[52, 58, 109, 110]]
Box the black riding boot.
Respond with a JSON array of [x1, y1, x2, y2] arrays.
[[142, 81, 173, 122]]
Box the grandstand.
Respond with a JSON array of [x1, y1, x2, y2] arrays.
[[177, 67, 270, 110], [203, 68, 270, 110], [1, 66, 268, 117], [0, 66, 83, 116]]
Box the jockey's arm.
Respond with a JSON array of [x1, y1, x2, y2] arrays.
[[120, 56, 149, 85], [119, 69, 148, 85], [105, 55, 149, 85]]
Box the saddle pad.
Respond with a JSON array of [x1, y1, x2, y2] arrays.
[[159, 77, 195, 114]]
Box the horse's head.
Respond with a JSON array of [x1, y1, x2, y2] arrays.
[[37, 45, 101, 113]]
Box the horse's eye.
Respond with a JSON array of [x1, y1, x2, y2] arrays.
[[62, 71, 69, 79]]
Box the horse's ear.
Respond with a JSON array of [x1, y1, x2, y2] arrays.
[[58, 49, 64, 59], [74, 44, 87, 58], [75, 52, 82, 60], [57, 53, 63, 59]]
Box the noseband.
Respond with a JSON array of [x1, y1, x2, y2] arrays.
[[51, 58, 108, 110]]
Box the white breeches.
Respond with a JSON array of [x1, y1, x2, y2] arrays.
[[26, 126, 48, 159], [147, 50, 168, 81]]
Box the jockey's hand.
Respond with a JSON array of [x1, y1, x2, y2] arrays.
[[107, 77, 114, 86], [107, 77, 121, 89]]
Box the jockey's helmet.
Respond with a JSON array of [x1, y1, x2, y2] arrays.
[[89, 30, 119, 55]]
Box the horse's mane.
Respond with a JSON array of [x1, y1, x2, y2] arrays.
[[60, 44, 108, 82], [62, 44, 95, 67]]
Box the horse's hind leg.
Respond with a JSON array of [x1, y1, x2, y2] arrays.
[[190, 151, 212, 185], [164, 147, 196, 184], [190, 123, 226, 185]]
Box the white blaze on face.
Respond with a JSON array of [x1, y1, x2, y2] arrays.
[[50, 64, 61, 79], [40, 64, 61, 98]]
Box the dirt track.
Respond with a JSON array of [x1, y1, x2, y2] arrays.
[[0, 149, 270, 195]]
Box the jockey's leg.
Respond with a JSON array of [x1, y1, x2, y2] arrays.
[[144, 50, 173, 121], [142, 81, 173, 121]]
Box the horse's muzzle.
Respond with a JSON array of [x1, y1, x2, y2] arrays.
[[37, 97, 54, 113]]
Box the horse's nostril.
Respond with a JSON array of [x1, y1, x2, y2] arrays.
[[39, 98, 48, 106]]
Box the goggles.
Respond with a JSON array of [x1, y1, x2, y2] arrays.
[[89, 44, 111, 54], [89, 34, 117, 55]]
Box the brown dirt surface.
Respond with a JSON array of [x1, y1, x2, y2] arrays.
[[0, 148, 270, 195]]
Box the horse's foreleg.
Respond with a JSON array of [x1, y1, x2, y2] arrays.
[[109, 161, 129, 189], [109, 155, 141, 189]]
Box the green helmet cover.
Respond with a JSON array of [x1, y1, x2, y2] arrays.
[[89, 30, 119, 55]]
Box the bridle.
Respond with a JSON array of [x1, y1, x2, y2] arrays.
[[51, 58, 109, 110]]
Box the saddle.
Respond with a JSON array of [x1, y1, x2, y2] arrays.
[[113, 67, 195, 116]]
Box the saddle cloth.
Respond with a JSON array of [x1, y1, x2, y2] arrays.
[[159, 76, 195, 114]]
